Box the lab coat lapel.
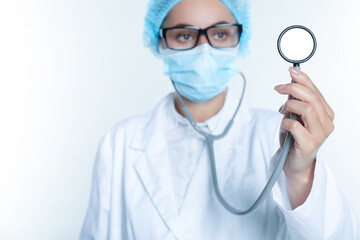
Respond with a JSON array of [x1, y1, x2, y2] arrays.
[[131, 98, 182, 238]]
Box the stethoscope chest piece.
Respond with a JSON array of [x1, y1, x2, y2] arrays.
[[277, 25, 317, 68]]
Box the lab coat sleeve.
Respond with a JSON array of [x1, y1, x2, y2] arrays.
[[79, 128, 130, 240], [271, 151, 360, 240]]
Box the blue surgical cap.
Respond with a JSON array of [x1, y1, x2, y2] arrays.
[[143, 0, 251, 58]]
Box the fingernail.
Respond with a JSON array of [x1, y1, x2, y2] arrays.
[[280, 105, 286, 114], [288, 67, 301, 76], [280, 127, 287, 133], [274, 84, 285, 91], [278, 105, 284, 112]]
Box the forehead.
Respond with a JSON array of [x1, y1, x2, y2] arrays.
[[162, 0, 236, 28]]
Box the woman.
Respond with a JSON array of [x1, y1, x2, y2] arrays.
[[80, 0, 359, 239]]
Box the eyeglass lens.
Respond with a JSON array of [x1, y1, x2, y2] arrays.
[[165, 25, 240, 50]]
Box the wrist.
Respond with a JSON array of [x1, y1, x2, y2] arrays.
[[284, 159, 316, 209], [284, 159, 316, 183]]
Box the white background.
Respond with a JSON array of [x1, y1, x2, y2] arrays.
[[0, 0, 359, 239]]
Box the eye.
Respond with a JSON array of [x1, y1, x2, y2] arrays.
[[214, 32, 228, 40], [177, 33, 193, 42]]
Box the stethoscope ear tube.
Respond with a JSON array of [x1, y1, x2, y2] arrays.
[[172, 73, 294, 215]]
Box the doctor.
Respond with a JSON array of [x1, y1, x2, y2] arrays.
[[80, 0, 359, 239]]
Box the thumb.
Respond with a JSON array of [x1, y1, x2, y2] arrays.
[[279, 105, 290, 147]]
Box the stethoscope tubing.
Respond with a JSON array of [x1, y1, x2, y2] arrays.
[[172, 72, 295, 215]]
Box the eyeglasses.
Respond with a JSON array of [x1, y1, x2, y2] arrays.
[[160, 23, 242, 50]]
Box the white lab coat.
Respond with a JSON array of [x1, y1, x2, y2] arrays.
[[80, 89, 359, 240]]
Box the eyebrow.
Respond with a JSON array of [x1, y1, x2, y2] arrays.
[[166, 21, 233, 29]]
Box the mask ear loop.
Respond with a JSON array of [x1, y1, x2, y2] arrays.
[[171, 72, 293, 215]]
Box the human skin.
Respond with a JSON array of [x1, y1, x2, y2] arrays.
[[160, 0, 335, 210]]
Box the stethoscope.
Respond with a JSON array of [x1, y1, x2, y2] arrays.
[[172, 25, 317, 215]]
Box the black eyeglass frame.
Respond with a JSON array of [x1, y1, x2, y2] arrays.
[[159, 23, 243, 50]]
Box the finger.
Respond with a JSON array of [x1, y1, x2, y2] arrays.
[[290, 69, 334, 121], [289, 67, 335, 121], [289, 67, 317, 92], [280, 99, 324, 135], [275, 82, 317, 103], [281, 118, 312, 148], [275, 83, 329, 124], [279, 104, 290, 117], [279, 107, 305, 127]]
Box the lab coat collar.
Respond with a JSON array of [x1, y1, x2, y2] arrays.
[[133, 136, 181, 237], [130, 93, 174, 150], [131, 95, 183, 238]]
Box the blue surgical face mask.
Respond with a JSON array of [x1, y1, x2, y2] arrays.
[[160, 44, 239, 103]]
